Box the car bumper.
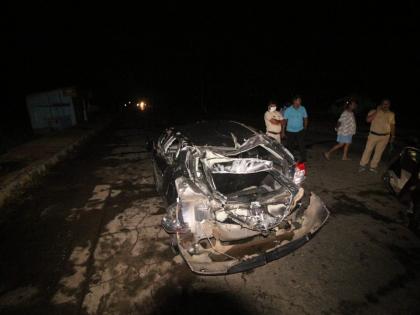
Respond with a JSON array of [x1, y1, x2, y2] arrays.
[[176, 193, 330, 275]]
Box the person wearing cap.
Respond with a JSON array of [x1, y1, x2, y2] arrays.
[[264, 101, 284, 143], [359, 98, 396, 172]]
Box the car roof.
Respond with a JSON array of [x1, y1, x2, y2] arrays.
[[175, 120, 258, 147]]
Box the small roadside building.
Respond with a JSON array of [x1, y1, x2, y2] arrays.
[[26, 87, 90, 132]]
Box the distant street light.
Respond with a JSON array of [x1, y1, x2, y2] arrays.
[[140, 101, 146, 111], [135, 101, 147, 111]]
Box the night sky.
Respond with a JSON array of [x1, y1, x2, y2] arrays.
[[4, 1, 419, 130]]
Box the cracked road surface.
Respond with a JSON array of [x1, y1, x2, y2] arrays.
[[1, 116, 420, 315]]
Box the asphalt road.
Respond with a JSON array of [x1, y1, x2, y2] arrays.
[[1, 114, 420, 315]]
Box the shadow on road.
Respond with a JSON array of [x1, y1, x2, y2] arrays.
[[150, 288, 254, 315]]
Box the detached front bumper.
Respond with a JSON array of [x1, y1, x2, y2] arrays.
[[177, 193, 330, 275]]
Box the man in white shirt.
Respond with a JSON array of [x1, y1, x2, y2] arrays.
[[264, 101, 284, 143]]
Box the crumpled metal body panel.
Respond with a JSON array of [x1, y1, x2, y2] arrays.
[[208, 158, 273, 174], [177, 193, 329, 275]]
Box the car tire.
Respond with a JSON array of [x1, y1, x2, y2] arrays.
[[170, 234, 180, 255], [408, 201, 420, 233], [383, 170, 394, 194], [153, 160, 163, 193]]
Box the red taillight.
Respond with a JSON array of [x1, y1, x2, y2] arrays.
[[296, 162, 306, 175]]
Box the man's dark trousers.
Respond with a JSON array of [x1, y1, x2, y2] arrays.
[[286, 130, 306, 162]]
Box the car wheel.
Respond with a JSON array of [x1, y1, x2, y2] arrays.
[[170, 234, 180, 255], [153, 160, 163, 192], [383, 170, 394, 194], [408, 201, 420, 233]]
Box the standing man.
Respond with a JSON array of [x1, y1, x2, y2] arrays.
[[359, 99, 396, 172], [284, 95, 308, 162], [264, 101, 284, 143]]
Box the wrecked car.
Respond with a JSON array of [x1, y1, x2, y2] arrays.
[[384, 143, 420, 231], [152, 121, 329, 274]]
